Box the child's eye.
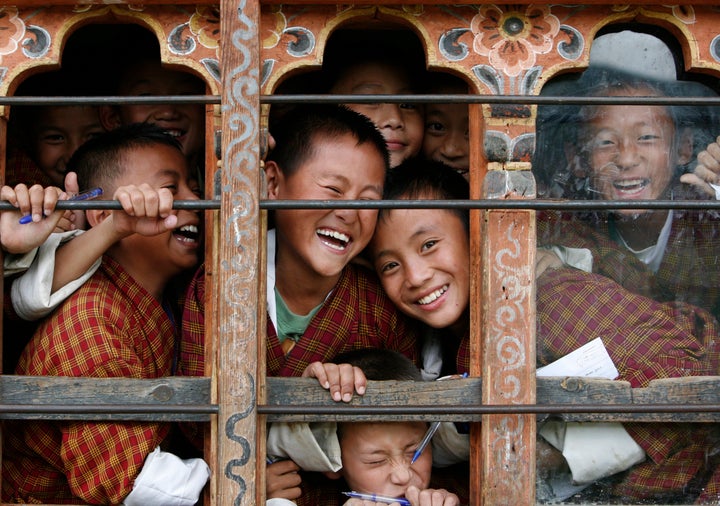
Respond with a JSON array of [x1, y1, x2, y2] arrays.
[[399, 103, 417, 111], [425, 122, 446, 134], [41, 133, 65, 144], [380, 261, 399, 274], [421, 240, 438, 251], [163, 184, 179, 193], [638, 134, 661, 142], [325, 186, 342, 195]]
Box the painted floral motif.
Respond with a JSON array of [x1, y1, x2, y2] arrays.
[[471, 5, 559, 77], [262, 7, 287, 49], [0, 7, 25, 57], [190, 6, 221, 49]]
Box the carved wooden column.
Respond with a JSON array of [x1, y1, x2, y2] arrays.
[[216, 0, 262, 502]]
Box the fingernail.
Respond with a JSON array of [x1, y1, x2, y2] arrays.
[[357, 386, 365, 395], [343, 393, 351, 402]]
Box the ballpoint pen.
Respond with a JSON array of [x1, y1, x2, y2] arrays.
[[19, 187, 103, 224], [342, 491, 411, 506], [410, 420, 441, 465], [411, 372, 469, 465]]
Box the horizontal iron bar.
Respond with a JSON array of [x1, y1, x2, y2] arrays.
[[2, 199, 720, 211], [0, 404, 219, 414], [0, 95, 718, 107], [258, 403, 720, 415]]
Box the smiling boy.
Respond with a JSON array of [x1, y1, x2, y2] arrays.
[[2, 123, 208, 504]]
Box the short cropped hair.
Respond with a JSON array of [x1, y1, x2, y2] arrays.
[[380, 158, 470, 232], [332, 348, 422, 382], [267, 104, 389, 177], [70, 123, 184, 191]]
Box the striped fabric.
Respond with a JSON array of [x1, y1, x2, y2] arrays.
[[2, 257, 178, 504]]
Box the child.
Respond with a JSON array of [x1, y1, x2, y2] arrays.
[[368, 158, 720, 503], [7, 70, 105, 187], [267, 348, 460, 506], [325, 31, 425, 169], [1, 123, 209, 504], [535, 69, 720, 321], [422, 74, 470, 179]]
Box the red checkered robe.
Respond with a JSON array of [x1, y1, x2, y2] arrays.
[[4, 147, 54, 187], [267, 264, 419, 377], [536, 267, 720, 503], [179, 263, 418, 378], [2, 256, 178, 504], [537, 209, 720, 320]]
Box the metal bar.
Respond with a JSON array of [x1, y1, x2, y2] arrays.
[[1, 94, 719, 107], [258, 403, 720, 415], [3, 198, 720, 211], [0, 404, 219, 414]]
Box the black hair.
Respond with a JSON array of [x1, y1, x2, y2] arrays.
[[70, 123, 184, 191], [380, 158, 470, 232], [332, 348, 422, 381], [267, 104, 389, 176]]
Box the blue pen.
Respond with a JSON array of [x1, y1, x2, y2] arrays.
[[342, 491, 411, 506], [411, 372, 469, 465], [19, 187, 103, 224]]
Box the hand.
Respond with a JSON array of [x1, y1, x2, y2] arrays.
[[110, 183, 178, 238], [404, 486, 460, 505], [0, 184, 72, 254], [63, 171, 87, 230], [266, 459, 302, 500], [302, 361, 367, 403], [680, 135, 720, 198], [535, 249, 563, 278], [536, 438, 567, 480]]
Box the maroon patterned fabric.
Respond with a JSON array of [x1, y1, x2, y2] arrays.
[[266, 264, 418, 377], [537, 267, 720, 502], [537, 210, 720, 320], [2, 257, 178, 504]]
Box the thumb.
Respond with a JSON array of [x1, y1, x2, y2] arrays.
[[64, 171, 80, 195]]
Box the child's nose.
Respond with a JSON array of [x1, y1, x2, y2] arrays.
[[389, 460, 413, 486], [405, 259, 432, 287], [442, 133, 467, 159], [378, 104, 404, 129], [615, 139, 640, 169], [151, 103, 182, 120]]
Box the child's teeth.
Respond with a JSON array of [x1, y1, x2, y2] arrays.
[[418, 285, 448, 305]]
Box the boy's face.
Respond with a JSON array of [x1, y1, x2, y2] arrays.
[[371, 207, 469, 332], [339, 421, 432, 498], [423, 102, 470, 179], [582, 88, 685, 217], [30, 106, 105, 186], [112, 61, 205, 162], [332, 62, 424, 168], [267, 134, 385, 281], [113, 144, 201, 278]]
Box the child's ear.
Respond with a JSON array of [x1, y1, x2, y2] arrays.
[[264, 160, 282, 199], [85, 208, 109, 228], [99, 105, 122, 131], [677, 127, 694, 166], [322, 470, 343, 480]]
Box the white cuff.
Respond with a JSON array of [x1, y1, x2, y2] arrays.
[[540, 421, 645, 484], [544, 245, 593, 273], [4, 248, 38, 277], [267, 422, 341, 472], [11, 230, 100, 320], [122, 447, 210, 506]]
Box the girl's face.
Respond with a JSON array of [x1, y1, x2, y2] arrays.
[[371, 207, 469, 333]]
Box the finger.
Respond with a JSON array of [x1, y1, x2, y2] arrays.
[[157, 188, 174, 218], [140, 184, 161, 217], [324, 365, 344, 402], [64, 171, 80, 195], [705, 142, 720, 168], [0, 185, 18, 207], [301, 362, 330, 389], [337, 363, 358, 402], [28, 184, 47, 223], [13, 184, 30, 214], [42, 186, 63, 218], [353, 365, 367, 396], [679, 173, 717, 197], [692, 163, 720, 185]]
